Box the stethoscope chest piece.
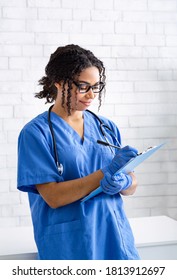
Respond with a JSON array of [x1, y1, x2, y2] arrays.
[[57, 163, 63, 175]]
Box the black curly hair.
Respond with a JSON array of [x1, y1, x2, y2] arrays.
[[35, 44, 106, 115]]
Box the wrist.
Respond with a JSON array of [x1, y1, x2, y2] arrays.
[[101, 165, 113, 176], [100, 172, 122, 195]]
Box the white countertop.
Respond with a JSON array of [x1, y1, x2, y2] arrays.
[[0, 215, 177, 258], [129, 215, 177, 247], [0, 226, 37, 256]]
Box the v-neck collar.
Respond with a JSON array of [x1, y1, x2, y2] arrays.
[[50, 110, 86, 145]]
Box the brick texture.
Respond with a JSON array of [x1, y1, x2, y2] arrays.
[[0, 0, 177, 227]]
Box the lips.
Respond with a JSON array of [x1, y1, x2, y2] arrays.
[[80, 101, 91, 106]]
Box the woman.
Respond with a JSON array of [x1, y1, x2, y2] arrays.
[[17, 44, 140, 260]]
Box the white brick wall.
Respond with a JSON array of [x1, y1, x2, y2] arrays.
[[0, 0, 177, 227]]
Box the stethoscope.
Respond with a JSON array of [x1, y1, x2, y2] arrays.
[[48, 105, 121, 175]]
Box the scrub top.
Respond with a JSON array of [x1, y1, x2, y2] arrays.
[[17, 110, 140, 260]]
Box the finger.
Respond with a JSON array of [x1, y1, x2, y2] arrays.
[[122, 151, 137, 158], [121, 145, 138, 154], [116, 150, 138, 158]]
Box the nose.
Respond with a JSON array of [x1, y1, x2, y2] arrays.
[[86, 88, 95, 99]]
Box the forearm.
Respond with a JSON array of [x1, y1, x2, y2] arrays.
[[120, 172, 138, 196], [36, 170, 104, 208]]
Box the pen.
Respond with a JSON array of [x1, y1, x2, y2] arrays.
[[97, 140, 140, 156], [97, 140, 121, 150]]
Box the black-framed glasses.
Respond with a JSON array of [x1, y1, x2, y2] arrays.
[[73, 81, 105, 94]]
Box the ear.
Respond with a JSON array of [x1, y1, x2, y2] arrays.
[[54, 82, 62, 91]]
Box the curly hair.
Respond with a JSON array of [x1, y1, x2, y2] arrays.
[[35, 44, 106, 115]]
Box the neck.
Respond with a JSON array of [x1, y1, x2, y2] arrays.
[[51, 103, 84, 139], [52, 104, 83, 122]]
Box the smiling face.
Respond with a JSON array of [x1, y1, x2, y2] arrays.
[[55, 66, 101, 114], [74, 66, 101, 110]]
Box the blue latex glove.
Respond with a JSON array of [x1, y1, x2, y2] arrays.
[[101, 145, 138, 176], [100, 172, 132, 195]]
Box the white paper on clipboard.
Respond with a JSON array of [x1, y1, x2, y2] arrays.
[[81, 143, 165, 202]]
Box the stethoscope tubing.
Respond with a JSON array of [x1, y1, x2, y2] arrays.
[[48, 105, 121, 175], [48, 105, 63, 175]]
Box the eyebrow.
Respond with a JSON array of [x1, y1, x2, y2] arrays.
[[77, 80, 100, 85]]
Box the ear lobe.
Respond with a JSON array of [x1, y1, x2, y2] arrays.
[[54, 82, 61, 90]]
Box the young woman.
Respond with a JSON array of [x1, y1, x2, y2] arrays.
[[17, 44, 140, 260]]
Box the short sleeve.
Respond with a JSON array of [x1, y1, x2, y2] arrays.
[[17, 124, 63, 194]]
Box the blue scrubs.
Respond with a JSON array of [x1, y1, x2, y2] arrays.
[[17, 110, 140, 260]]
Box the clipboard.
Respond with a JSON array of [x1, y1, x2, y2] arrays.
[[81, 143, 165, 202]]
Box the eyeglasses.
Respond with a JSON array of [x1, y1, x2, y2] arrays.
[[73, 81, 105, 94]]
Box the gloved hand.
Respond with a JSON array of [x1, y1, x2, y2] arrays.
[[100, 172, 132, 195], [101, 145, 138, 176]]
